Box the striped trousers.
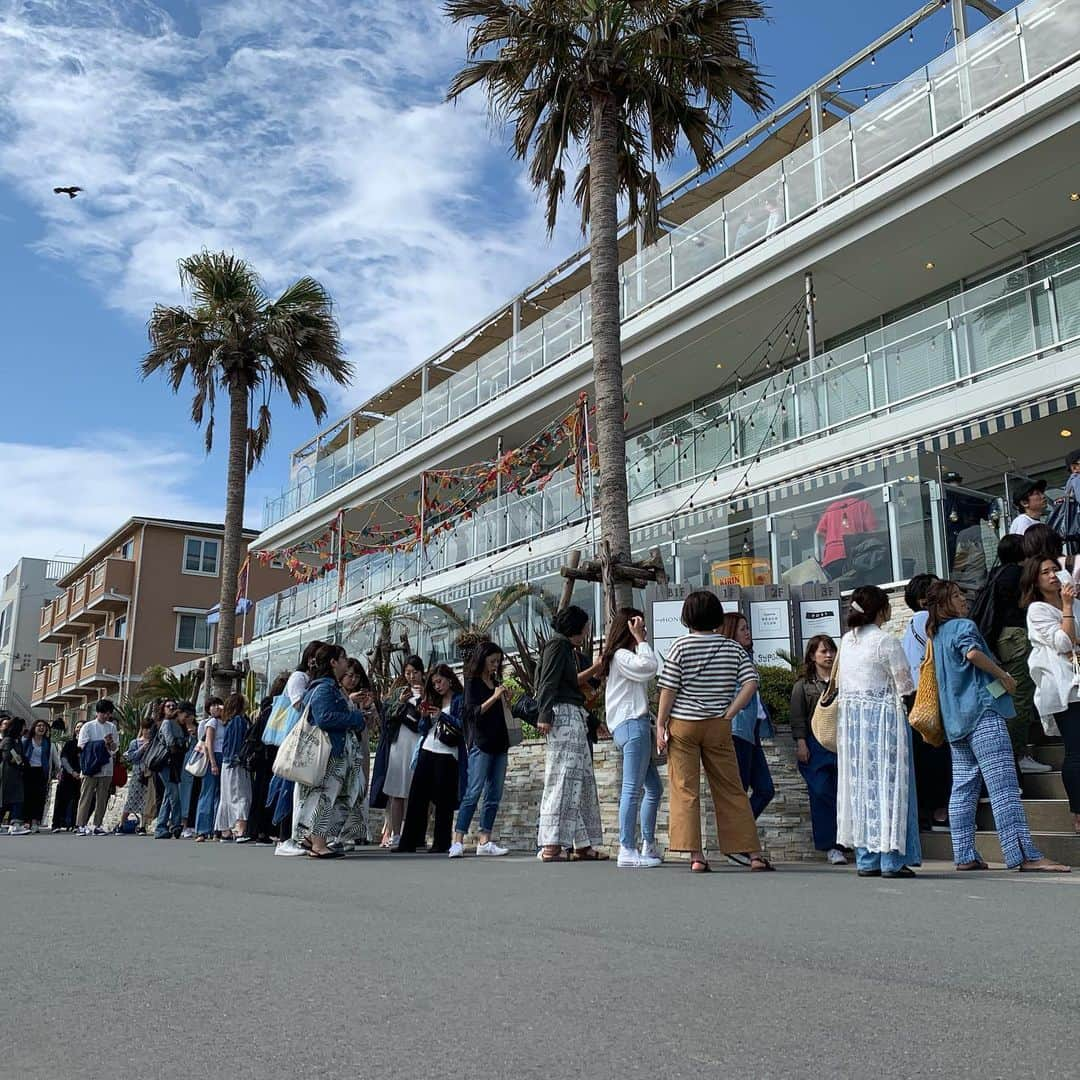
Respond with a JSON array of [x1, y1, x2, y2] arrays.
[[949, 709, 1042, 868]]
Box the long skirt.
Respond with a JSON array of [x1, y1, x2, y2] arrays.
[[295, 733, 364, 841], [51, 774, 80, 829], [328, 732, 369, 843], [537, 704, 603, 850], [215, 764, 252, 832], [383, 725, 421, 799], [123, 774, 148, 818]]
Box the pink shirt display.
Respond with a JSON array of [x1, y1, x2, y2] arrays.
[[816, 497, 880, 567]]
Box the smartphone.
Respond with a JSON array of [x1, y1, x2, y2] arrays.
[[986, 678, 1007, 698], [1056, 570, 1073, 587]]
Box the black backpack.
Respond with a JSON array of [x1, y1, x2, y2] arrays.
[[968, 566, 1001, 643]]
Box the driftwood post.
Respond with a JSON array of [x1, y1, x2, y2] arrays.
[[559, 545, 668, 632]]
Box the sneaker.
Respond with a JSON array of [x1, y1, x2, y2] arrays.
[[219, 836, 235, 843], [92, 827, 107, 836], [76, 826, 90, 836], [448, 841, 465, 859], [640, 842, 663, 862], [827, 847, 849, 865], [180, 828, 195, 839], [234, 836, 252, 845], [1018, 754, 1052, 774], [476, 841, 508, 857], [7, 825, 30, 836], [274, 839, 307, 857], [617, 846, 643, 868], [388, 833, 401, 850], [254, 837, 274, 847]]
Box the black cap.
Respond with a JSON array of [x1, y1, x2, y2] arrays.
[[95, 698, 115, 714], [1066, 449, 1080, 469], [1012, 477, 1047, 510], [175, 700, 196, 716]]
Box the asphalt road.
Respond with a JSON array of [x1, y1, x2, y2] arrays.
[[3, 836, 1077, 1080]]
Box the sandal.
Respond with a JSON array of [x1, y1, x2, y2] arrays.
[[956, 860, 990, 871], [690, 858, 711, 873], [1018, 859, 1071, 873], [540, 846, 568, 863], [749, 855, 775, 872], [881, 866, 917, 878], [570, 847, 609, 861], [307, 848, 344, 859]]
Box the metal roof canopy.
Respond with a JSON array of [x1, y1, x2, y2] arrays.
[[291, 0, 1004, 463]]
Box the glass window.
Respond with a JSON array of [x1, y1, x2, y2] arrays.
[[120, 539, 135, 559], [675, 499, 771, 589], [176, 613, 213, 652], [184, 538, 220, 576], [113, 616, 127, 640]]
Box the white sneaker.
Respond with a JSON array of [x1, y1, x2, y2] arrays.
[[388, 832, 401, 850], [618, 846, 643, 868], [827, 847, 849, 865], [274, 839, 307, 857], [180, 828, 195, 839], [641, 842, 663, 862], [448, 841, 465, 859], [476, 841, 508, 857], [91, 827, 107, 835], [76, 826, 90, 836], [8, 825, 30, 836], [1018, 755, 1052, 774]]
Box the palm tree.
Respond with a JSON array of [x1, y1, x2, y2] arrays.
[[142, 251, 352, 695], [446, 0, 770, 603], [135, 665, 203, 706], [346, 601, 420, 696]]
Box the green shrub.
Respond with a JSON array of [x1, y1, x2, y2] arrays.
[[758, 664, 797, 726]]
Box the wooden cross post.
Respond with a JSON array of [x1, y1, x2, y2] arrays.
[[559, 545, 668, 629]]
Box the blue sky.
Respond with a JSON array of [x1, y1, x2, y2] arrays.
[[0, 0, 988, 571]]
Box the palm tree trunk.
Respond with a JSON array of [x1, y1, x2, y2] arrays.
[[213, 382, 249, 697], [589, 91, 633, 610]]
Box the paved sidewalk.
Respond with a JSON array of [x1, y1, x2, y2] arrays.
[[3, 837, 1075, 1079]]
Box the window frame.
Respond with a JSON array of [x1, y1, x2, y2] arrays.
[[182, 536, 221, 577], [174, 610, 214, 654]]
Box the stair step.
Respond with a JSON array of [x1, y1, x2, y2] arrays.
[[977, 798, 1074, 833], [1032, 744, 1064, 769], [920, 829, 1080, 866], [1020, 771, 1067, 799]]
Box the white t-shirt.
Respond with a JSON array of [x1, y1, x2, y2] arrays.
[[421, 708, 459, 758], [77, 718, 118, 778], [605, 643, 658, 732], [1009, 514, 1041, 535], [200, 716, 222, 755], [285, 670, 310, 706]]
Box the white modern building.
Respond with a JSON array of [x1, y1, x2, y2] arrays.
[[242, 0, 1080, 679], [0, 558, 76, 719]]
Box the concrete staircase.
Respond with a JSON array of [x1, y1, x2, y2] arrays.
[[920, 743, 1080, 866]]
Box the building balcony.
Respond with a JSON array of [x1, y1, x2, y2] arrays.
[[38, 603, 66, 645], [60, 649, 83, 693], [86, 558, 134, 612], [78, 637, 124, 687], [261, 0, 1080, 532], [31, 667, 47, 705]]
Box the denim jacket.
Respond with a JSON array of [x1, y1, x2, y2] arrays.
[[303, 677, 364, 756], [731, 691, 775, 745]]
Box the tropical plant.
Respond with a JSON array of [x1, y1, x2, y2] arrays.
[[112, 696, 148, 754], [757, 663, 796, 726], [135, 665, 202, 706], [346, 601, 419, 696], [445, 0, 770, 603], [411, 584, 556, 661], [142, 251, 352, 696]]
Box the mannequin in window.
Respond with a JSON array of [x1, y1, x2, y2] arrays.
[[815, 482, 880, 580]]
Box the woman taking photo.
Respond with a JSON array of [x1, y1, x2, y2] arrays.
[[377, 655, 426, 849], [215, 694, 253, 843], [537, 606, 605, 863], [449, 642, 511, 860], [295, 644, 366, 860], [50, 722, 83, 832], [720, 611, 775, 821], [789, 634, 848, 865], [657, 591, 770, 873], [21, 718, 58, 833], [926, 578, 1069, 871], [836, 586, 919, 878], [1025, 558, 1080, 835], [398, 664, 466, 855], [600, 608, 663, 868], [333, 657, 380, 851]]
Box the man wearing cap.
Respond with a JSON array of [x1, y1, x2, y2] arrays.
[[1009, 477, 1047, 535]]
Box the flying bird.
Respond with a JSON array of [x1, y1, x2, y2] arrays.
[[53, 186, 82, 199]]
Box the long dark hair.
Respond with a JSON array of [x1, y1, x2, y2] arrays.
[[1022, 523, 1063, 562], [1020, 556, 1058, 609], [600, 607, 643, 678], [424, 663, 463, 707], [465, 642, 504, 683], [924, 580, 965, 636], [342, 657, 373, 693], [719, 611, 747, 643], [297, 639, 325, 674], [310, 643, 345, 681], [846, 585, 889, 629], [802, 634, 837, 681], [224, 693, 247, 721]]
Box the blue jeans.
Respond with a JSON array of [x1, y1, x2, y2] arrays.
[[194, 756, 222, 836], [455, 748, 507, 836], [179, 767, 195, 825], [855, 733, 921, 872], [155, 775, 182, 836], [612, 716, 663, 850], [734, 736, 775, 819], [797, 731, 839, 851]]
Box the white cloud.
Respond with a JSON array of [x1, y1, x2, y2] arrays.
[[0, 435, 260, 574], [0, 0, 585, 413]]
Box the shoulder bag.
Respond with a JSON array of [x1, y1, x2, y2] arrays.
[[810, 647, 841, 753], [908, 637, 946, 747], [502, 699, 523, 749], [261, 694, 297, 747], [184, 743, 209, 777], [272, 703, 331, 787]]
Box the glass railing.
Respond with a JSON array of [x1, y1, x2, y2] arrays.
[[262, 0, 1078, 529], [252, 231, 1080, 637]]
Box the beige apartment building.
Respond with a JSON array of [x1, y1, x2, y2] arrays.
[[31, 517, 292, 723]]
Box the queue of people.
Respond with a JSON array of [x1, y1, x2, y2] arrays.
[[1, 557, 1074, 874]]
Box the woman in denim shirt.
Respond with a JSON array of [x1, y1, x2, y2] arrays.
[[924, 581, 1069, 872]]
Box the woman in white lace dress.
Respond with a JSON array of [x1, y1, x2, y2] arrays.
[[836, 585, 920, 878]]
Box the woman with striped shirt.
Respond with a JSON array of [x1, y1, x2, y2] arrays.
[[657, 591, 773, 873]]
